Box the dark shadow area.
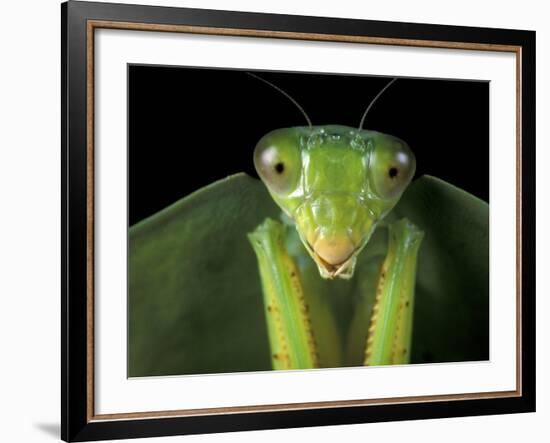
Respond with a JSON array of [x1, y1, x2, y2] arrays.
[[34, 422, 59, 439]]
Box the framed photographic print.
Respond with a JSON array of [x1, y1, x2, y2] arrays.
[[61, 1, 536, 441]]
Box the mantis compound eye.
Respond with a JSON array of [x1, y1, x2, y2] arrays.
[[253, 129, 302, 195], [369, 138, 416, 200]]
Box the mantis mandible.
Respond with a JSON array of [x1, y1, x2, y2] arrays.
[[247, 74, 424, 369]]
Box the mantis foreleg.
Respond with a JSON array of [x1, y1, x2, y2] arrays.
[[248, 218, 319, 370], [364, 218, 424, 366]]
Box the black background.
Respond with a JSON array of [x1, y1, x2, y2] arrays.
[[129, 66, 489, 225]]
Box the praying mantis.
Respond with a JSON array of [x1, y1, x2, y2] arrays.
[[247, 74, 424, 369], [127, 70, 489, 377]]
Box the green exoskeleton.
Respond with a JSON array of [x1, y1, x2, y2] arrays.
[[247, 74, 424, 369]]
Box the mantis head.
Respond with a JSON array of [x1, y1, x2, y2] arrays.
[[254, 125, 415, 279], [251, 74, 415, 279]]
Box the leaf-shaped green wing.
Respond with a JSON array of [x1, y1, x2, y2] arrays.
[[129, 173, 277, 376], [393, 175, 489, 364]]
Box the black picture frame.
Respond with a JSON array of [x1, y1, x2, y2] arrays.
[[61, 1, 536, 441]]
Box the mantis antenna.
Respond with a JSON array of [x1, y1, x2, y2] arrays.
[[247, 72, 312, 128], [358, 77, 398, 130]]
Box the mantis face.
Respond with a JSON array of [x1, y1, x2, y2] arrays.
[[254, 125, 415, 279]]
